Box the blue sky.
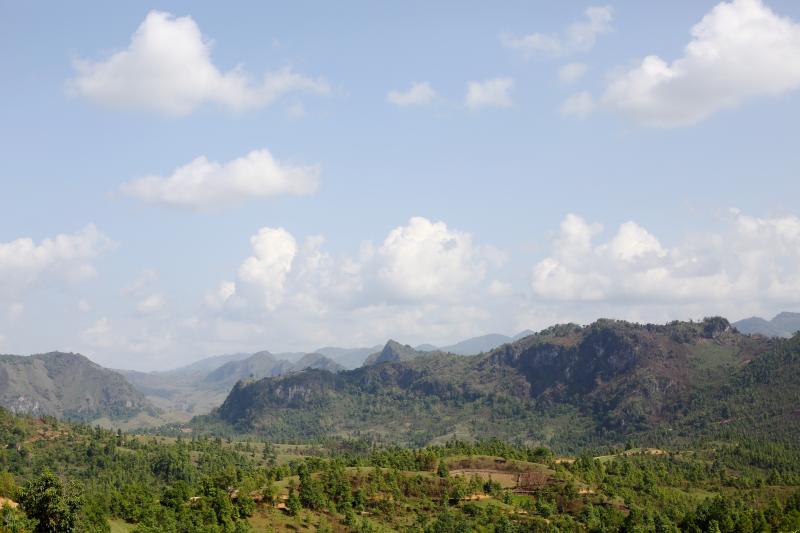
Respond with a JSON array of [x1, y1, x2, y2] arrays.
[[1, 0, 799, 369]]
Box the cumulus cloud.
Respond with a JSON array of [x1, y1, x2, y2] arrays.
[[70, 11, 329, 115], [220, 217, 492, 315], [531, 210, 800, 308], [120, 148, 319, 210], [465, 78, 514, 109], [558, 62, 588, 83], [502, 6, 612, 57], [0, 225, 114, 298], [602, 0, 800, 127], [185, 217, 510, 360], [387, 82, 437, 106], [237, 227, 298, 310], [63, 209, 800, 369], [377, 217, 487, 301]]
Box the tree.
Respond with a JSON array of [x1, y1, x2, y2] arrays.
[[286, 487, 301, 517], [298, 465, 326, 510], [18, 470, 82, 533]]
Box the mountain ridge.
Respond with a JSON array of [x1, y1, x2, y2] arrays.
[[211, 317, 793, 449], [734, 311, 800, 337], [0, 351, 154, 421]]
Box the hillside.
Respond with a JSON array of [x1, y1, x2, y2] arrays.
[[3, 408, 799, 532], [212, 318, 793, 449], [0, 352, 153, 421], [735, 311, 800, 337]]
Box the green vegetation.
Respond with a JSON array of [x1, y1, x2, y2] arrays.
[[203, 319, 799, 454], [1, 319, 799, 530], [0, 408, 799, 531]]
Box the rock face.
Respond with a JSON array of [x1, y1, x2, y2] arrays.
[[0, 352, 154, 421], [212, 317, 791, 447]]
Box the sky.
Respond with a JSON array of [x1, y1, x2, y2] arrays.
[[1, 0, 800, 370]]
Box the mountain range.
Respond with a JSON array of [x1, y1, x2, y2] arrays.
[[3, 315, 798, 444], [733, 311, 800, 338], [119, 349, 344, 422], [211, 317, 800, 450]]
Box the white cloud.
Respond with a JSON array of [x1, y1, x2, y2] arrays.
[[377, 217, 487, 301], [558, 62, 588, 83], [77, 299, 92, 313], [387, 82, 437, 106], [70, 11, 329, 115], [193, 217, 504, 356], [0, 225, 114, 299], [502, 6, 612, 57], [205, 281, 236, 309], [120, 148, 319, 210], [237, 227, 298, 310], [531, 210, 800, 308], [602, 0, 800, 127], [137, 294, 166, 315], [465, 78, 514, 109], [560, 91, 596, 118], [61, 209, 800, 369]]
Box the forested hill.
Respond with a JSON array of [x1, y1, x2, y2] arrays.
[[0, 351, 154, 421], [211, 317, 799, 449]]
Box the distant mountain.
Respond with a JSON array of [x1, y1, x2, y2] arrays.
[[0, 352, 154, 421], [292, 353, 344, 373], [119, 349, 345, 420], [161, 352, 251, 378], [211, 318, 798, 449], [734, 311, 800, 337], [439, 333, 514, 355], [203, 351, 292, 388], [313, 346, 381, 369], [363, 340, 431, 366], [202, 350, 343, 389], [512, 329, 536, 340], [382, 331, 536, 360], [414, 343, 439, 352], [273, 352, 307, 363]]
